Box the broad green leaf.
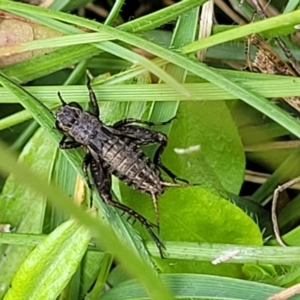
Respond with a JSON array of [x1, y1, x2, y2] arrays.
[[121, 186, 262, 277], [163, 191, 256, 245], [158, 187, 262, 276], [0, 128, 56, 298], [4, 218, 90, 300], [164, 101, 245, 194], [227, 193, 272, 236]]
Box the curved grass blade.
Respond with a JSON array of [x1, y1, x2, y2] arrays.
[[99, 273, 297, 300]]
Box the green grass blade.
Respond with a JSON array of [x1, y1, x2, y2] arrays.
[[99, 273, 296, 300], [119, 0, 207, 32], [2, 45, 101, 84], [104, 0, 124, 26], [182, 9, 300, 53], [0, 32, 113, 55]]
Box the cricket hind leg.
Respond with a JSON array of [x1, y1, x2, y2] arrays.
[[153, 141, 189, 184], [151, 192, 161, 233], [113, 116, 176, 128], [90, 158, 165, 257], [107, 197, 165, 257]]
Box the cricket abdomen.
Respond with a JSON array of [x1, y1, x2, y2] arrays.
[[101, 138, 163, 195]]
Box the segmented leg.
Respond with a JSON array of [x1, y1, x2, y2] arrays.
[[86, 78, 99, 117], [59, 135, 82, 149], [89, 158, 165, 257], [150, 192, 160, 233], [113, 116, 176, 128], [244, 35, 253, 71]]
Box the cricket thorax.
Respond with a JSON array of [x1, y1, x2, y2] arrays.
[[69, 113, 101, 145]]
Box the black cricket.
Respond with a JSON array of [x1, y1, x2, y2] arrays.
[[55, 80, 187, 256]]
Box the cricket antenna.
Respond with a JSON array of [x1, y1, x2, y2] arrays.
[[86, 74, 92, 88], [57, 92, 66, 105]]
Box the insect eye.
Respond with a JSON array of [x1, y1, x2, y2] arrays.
[[68, 102, 83, 109]]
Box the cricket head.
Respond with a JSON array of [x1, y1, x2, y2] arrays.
[[55, 92, 83, 132]]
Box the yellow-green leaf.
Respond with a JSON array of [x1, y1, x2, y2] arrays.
[[4, 218, 90, 300]]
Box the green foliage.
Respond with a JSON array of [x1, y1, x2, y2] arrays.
[[4, 219, 91, 300], [1, 0, 300, 299]]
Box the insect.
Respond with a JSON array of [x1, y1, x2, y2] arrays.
[[55, 80, 188, 257], [244, 0, 300, 112], [246, 33, 300, 112]]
